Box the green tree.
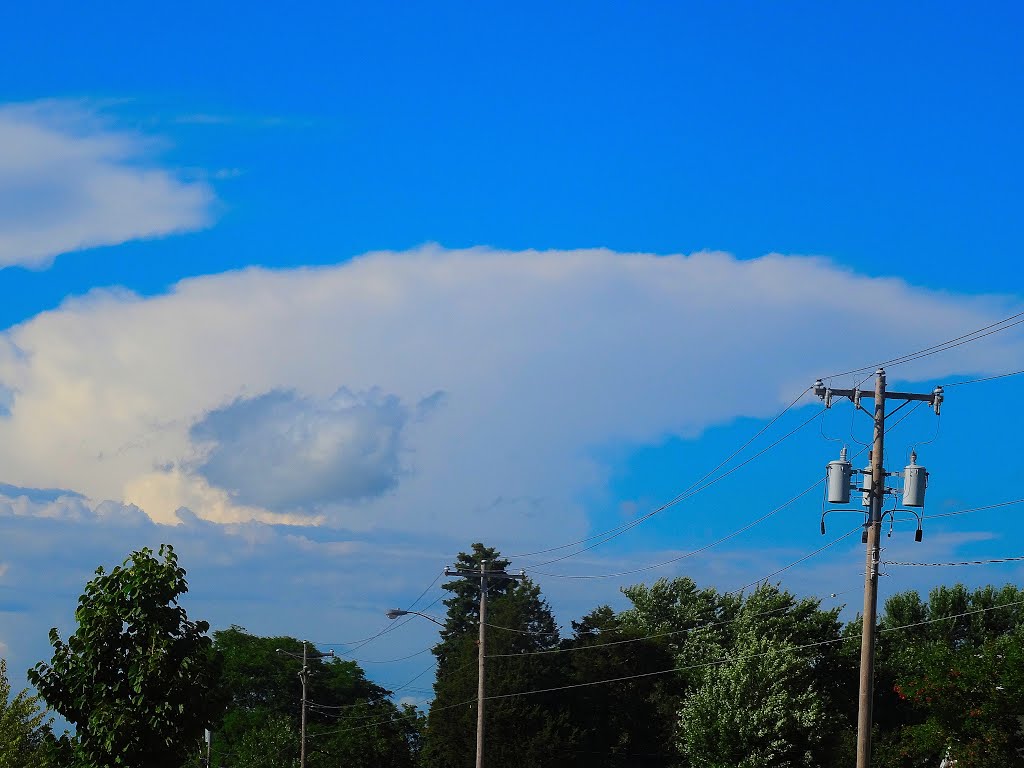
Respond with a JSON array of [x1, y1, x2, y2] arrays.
[[210, 626, 418, 768], [28, 544, 223, 768], [0, 657, 53, 767], [232, 715, 298, 768], [560, 606, 677, 767], [621, 579, 845, 768], [873, 584, 1024, 767], [678, 627, 829, 768], [421, 543, 571, 768]]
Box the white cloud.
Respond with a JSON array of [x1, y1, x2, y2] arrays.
[[0, 247, 1019, 548], [0, 100, 214, 268]]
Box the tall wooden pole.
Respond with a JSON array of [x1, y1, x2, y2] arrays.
[[856, 368, 886, 768], [476, 560, 488, 768]]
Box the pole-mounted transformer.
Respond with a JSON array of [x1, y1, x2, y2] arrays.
[[826, 446, 853, 504], [902, 451, 928, 508]]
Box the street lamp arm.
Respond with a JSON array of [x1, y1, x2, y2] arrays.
[[385, 609, 446, 628]]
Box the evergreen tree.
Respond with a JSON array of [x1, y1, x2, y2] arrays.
[[421, 543, 571, 768]]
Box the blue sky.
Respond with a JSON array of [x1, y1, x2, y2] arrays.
[[1, 2, 1023, 705]]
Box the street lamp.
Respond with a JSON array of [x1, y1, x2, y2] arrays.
[[389, 561, 524, 768], [385, 608, 445, 627]]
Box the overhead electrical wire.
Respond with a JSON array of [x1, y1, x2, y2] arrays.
[[507, 310, 1024, 574], [313, 316, 1021, 674], [883, 555, 1024, 568], [944, 368, 1024, 387], [526, 406, 827, 569], [531, 477, 824, 580], [311, 598, 1024, 738], [824, 310, 1024, 380], [925, 498, 1024, 520], [725, 524, 863, 595], [535, 400, 922, 581], [511, 386, 816, 560], [485, 600, 824, 659]]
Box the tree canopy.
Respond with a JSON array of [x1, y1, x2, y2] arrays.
[[28, 544, 222, 768], [26, 540, 1024, 768], [0, 657, 54, 767]]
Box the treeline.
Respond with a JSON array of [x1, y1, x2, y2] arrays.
[[2, 543, 1023, 767]]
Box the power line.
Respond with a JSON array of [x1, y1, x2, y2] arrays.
[[510, 311, 1022, 573], [883, 555, 1024, 567], [725, 523, 863, 595], [527, 407, 826, 569], [313, 598, 1024, 738], [485, 600, 814, 659], [322, 593, 445, 655], [945, 368, 1024, 387], [510, 387, 815, 560], [824, 310, 1024, 380], [533, 478, 824, 579], [535, 400, 920, 581], [925, 498, 1024, 520]]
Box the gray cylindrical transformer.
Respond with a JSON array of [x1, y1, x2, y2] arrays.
[[903, 462, 928, 507], [826, 456, 852, 504], [861, 467, 873, 507]]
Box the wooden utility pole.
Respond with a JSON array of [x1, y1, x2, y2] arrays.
[[445, 560, 526, 768], [857, 368, 887, 768], [300, 641, 308, 768], [815, 369, 943, 768], [276, 641, 333, 768]]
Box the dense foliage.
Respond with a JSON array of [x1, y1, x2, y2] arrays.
[[15, 541, 1024, 768], [28, 545, 221, 768], [210, 626, 422, 768], [0, 657, 54, 767]]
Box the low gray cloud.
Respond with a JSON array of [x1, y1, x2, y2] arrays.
[[189, 388, 418, 512]]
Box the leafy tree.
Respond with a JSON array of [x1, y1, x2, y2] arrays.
[[560, 606, 676, 767], [873, 584, 1024, 767], [232, 714, 298, 768], [0, 657, 53, 767], [210, 626, 418, 768], [678, 627, 828, 768], [28, 544, 223, 768], [621, 579, 844, 768], [421, 543, 572, 768]]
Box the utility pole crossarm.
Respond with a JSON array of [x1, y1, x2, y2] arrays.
[[445, 566, 526, 580], [814, 380, 944, 413]]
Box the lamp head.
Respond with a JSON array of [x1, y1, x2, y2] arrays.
[[385, 609, 407, 620]]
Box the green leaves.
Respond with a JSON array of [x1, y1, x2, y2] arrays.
[[0, 657, 54, 767], [874, 584, 1024, 767], [27, 545, 222, 768]]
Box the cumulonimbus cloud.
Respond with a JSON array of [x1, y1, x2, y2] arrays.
[[0, 100, 214, 268], [0, 247, 1018, 541]]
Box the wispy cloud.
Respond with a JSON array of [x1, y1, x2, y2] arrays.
[[0, 99, 216, 269]]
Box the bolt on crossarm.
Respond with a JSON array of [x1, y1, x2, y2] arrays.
[[814, 369, 943, 768]]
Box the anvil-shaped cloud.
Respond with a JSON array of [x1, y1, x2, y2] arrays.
[[0, 247, 1019, 549]]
